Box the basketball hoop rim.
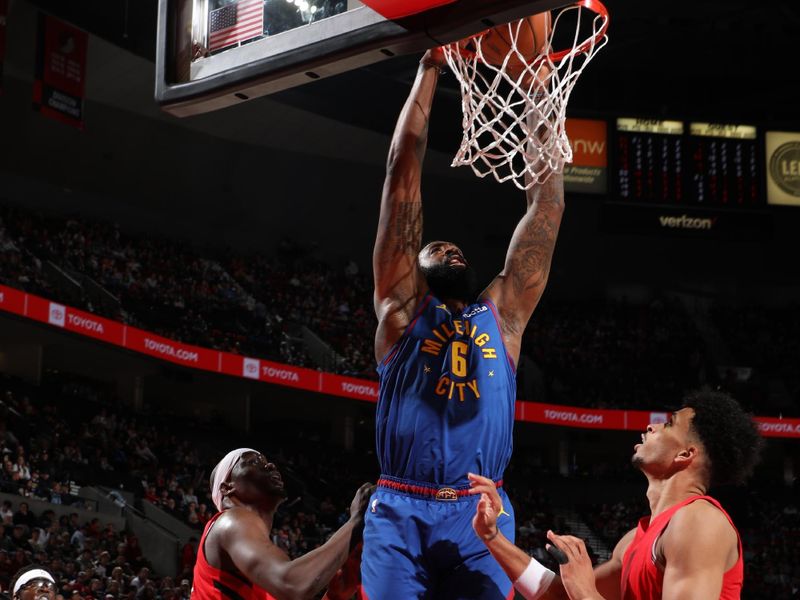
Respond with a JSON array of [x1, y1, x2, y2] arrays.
[[548, 0, 609, 62], [448, 0, 609, 65]]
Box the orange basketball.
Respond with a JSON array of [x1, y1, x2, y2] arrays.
[[479, 13, 552, 75]]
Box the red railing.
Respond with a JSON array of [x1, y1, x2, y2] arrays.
[[0, 284, 797, 438]]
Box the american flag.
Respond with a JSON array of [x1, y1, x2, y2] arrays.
[[208, 0, 264, 52]]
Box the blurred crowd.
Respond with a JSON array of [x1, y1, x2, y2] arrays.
[[4, 204, 795, 414], [520, 298, 712, 410], [713, 305, 800, 414], [0, 205, 371, 376], [0, 373, 368, 596], [0, 500, 180, 600]]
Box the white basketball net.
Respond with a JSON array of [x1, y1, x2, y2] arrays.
[[443, 0, 609, 190]]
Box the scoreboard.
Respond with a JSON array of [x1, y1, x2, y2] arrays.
[[616, 118, 684, 203], [614, 118, 762, 207], [688, 123, 759, 206]]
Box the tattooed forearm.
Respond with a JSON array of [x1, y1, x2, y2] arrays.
[[391, 202, 423, 256], [508, 204, 561, 296], [496, 170, 564, 330], [526, 171, 565, 209]]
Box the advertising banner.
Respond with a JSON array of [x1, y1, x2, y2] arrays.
[[1, 284, 798, 437], [126, 327, 218, 372], [33, 14, 88, 128], [0, 285, 25, 315], [766, 131, 800, 206], [322, 373, 379, 403], [517, 401, 627, 430], [256, 359, 319, 390], [58, 304, 124, 345], [564, 118, 607, 194], [756, 417, 800, 439]]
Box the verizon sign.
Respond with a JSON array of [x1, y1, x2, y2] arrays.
[[658, 215, 717, 231], [603, 203, 772, 241]]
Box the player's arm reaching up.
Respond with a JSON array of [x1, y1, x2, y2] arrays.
[[373, 48, 444, 362], [211, 483, 373, 600], [481, 118, 565, 366]]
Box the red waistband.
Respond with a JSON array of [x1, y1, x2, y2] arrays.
[[377, 477, 503, 500]]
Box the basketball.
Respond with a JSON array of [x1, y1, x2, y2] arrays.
[[479, 13, 552, 76]]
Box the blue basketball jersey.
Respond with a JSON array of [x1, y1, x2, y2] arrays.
[[376, 293, 516, 485]]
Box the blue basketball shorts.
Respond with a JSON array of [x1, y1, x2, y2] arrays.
[[360, 476, 516, 600]]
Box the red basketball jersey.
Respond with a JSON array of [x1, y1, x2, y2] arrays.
[[191, 512, 276, 600], [620, 495, 743, 600]]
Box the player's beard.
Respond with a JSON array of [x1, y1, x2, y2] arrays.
[[421, 263, 479, 303]]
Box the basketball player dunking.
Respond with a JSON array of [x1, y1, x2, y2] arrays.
[[469, 390, 763, 600], [361, 46, 565, 599]]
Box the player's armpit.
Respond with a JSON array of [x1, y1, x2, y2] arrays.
[[660, 502, 737, 600]]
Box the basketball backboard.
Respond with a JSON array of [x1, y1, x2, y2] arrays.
[[155, 0, 563, 117]]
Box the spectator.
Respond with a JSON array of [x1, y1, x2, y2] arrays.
[[0, 501, 13, 524], [12, 503, 37, 530], [70, 524, 87, 552], [12, 455, 31, 481], [130, 566, 150, 592]]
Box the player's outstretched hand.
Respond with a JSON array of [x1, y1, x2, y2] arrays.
[[546, 531, 602, 600], [421, 46, 446, 68], [473, 493, 499, 541], [349, 482, 376, 523], [467, 473, 503, 510], [468, 473, 504, 541]]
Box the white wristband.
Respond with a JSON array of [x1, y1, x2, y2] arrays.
[[513, 557, 556, 600]]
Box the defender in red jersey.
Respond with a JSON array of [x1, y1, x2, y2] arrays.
[[192, 448, 373, 600], [468, 390, 762, 600]]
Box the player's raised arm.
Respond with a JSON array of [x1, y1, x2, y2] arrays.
[[482, 151, 565, 365], [373, 49, 444, 361]]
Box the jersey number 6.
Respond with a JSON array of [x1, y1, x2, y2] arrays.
[[451, 341, 468, 377]]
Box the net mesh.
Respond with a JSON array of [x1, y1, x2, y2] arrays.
[[442, 0, 609, 190]]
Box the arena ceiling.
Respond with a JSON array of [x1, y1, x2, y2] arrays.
[[24, 0, 800, 144]]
